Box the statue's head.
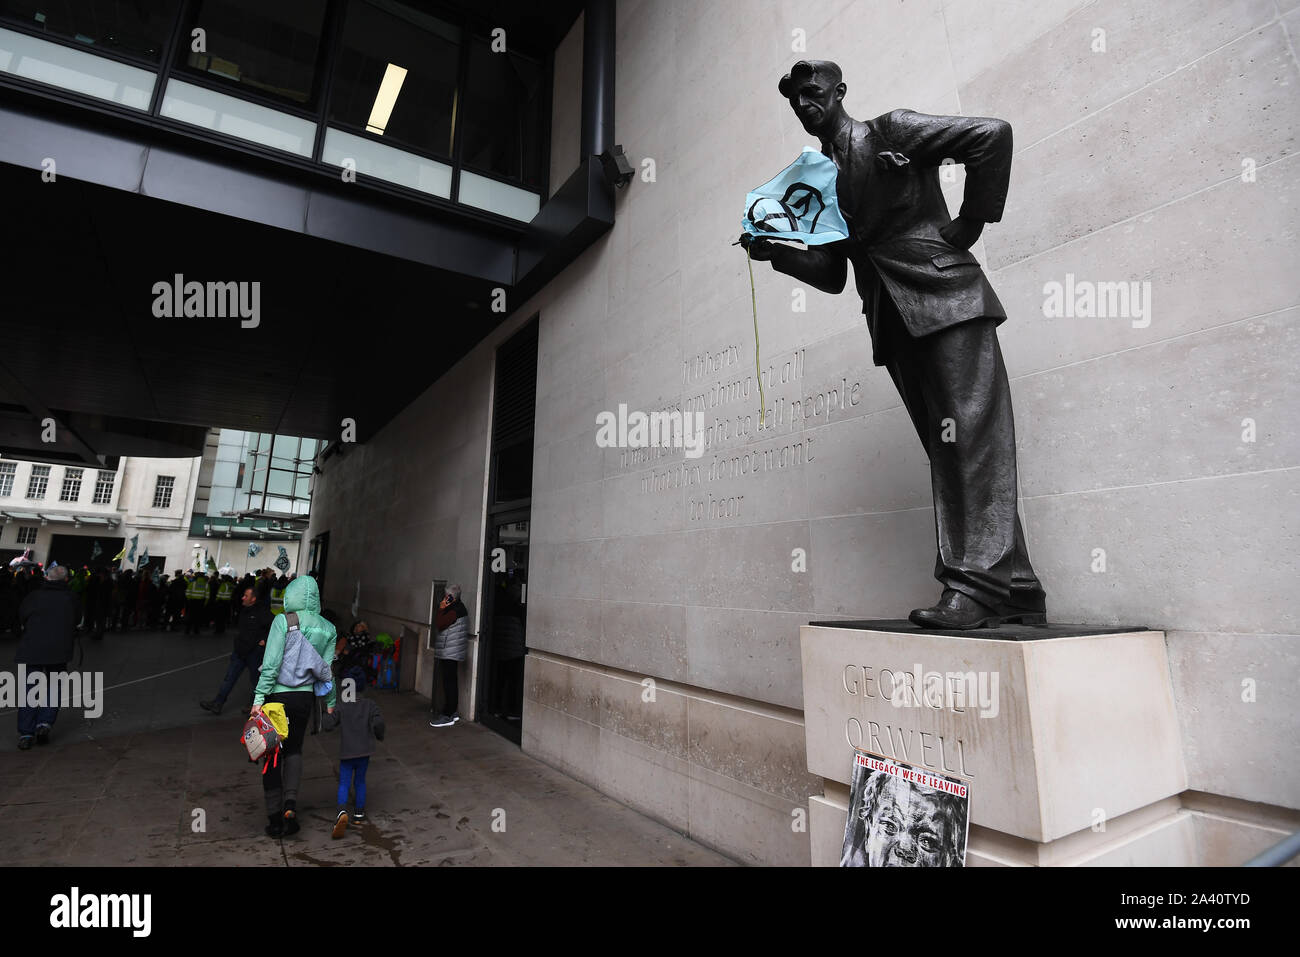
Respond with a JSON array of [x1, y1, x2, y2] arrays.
[[779, 60, 847, 137]]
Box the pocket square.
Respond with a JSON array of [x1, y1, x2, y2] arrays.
[[876, 150, 911, 169]]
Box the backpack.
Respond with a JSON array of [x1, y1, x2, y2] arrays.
[[241, 711, 282, 773], [276, 612, 332, 695]]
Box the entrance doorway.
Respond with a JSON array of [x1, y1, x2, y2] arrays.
[[476, 316, 537, 744], [308, 531, 330, 594], [49, 534, 125, 571], [479, 514, 529, 742]]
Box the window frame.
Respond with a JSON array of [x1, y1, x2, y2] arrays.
[[166, 0, 336, 117], [92, 469, 116, 505], [152, 474, 177, 509], [25, 464, 50, 499], [0, 1, 184, 71], [321, 0, 464, 164], [59, 466, 84, 502], [453, 35, 548, 193]]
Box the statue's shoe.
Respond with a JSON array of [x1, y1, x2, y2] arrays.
[[909, 590, 1047, 629]]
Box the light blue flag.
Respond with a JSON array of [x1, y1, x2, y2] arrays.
[[91, 540, 103, 560], [742, 147, 851, 246], [139, 547, 150, 569], [126, 534, 138, 563], [248, 542, 263, 558]]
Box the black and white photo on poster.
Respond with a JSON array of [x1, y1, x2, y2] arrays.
[[840, 750, 970, 867]]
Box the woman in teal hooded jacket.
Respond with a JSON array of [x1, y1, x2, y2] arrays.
[[250, 574, 336, 837]]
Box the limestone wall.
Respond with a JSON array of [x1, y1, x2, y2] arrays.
[[309, 0, 1300, 864]]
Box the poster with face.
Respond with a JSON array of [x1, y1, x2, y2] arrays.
[[840, 750, 969, 867]]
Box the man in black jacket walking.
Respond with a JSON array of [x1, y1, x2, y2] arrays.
[[200, 585, 271, 714], [15, 565, 78, 750]]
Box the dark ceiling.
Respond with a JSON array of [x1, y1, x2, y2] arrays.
[[0, 160, 505, 459], [440, 0, 584, 46]]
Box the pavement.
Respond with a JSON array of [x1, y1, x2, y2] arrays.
[[0, 626, 733, 866]]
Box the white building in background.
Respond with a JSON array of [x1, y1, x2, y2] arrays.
[[0, 454, 201, 573], [0, 429, 316, 576]]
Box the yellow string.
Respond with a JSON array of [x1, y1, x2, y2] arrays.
[[748, 244, 766, 428]]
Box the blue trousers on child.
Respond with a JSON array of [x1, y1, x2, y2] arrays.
[[337, 756, 370, 810]]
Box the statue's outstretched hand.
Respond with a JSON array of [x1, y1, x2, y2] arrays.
[[739, 233, 777, 262]]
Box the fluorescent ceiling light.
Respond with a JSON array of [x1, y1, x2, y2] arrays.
[[366, 62, 407, 135]]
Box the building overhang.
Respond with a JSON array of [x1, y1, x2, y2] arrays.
[[0, 0, 615, 458], [0, 510, 120, 529], [191, 515, 305, 540]]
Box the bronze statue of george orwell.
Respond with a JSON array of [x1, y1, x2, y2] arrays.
[[741, 60, 1047, 629]]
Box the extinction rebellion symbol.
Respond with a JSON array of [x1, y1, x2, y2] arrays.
[[746, 182, 827, 235]]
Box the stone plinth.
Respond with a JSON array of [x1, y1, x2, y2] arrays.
[[800, 621, 1189, 865]]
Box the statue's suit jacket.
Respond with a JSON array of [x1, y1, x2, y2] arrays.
[[777, 109, 1014, 364]]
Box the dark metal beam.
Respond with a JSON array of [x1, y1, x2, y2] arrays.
[[580, 0, 616, 161], [0, 100, 519, 283]]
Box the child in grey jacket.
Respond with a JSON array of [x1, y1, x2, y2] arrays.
[[324, 665, 385, 838]]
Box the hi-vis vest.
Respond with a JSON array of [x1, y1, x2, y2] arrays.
[[270, 587, 286, 615], [186, 577, 208, 600], [216, 581, 233, 601]]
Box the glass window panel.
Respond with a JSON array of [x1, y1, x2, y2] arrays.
[[460, 39, 545, 188], [322, 126, 451, 198], [0, 26, 154, 108], [0, 1, 180, 63], [328, 0, 460, 157], [300, 438, 317, 458], [180, 0, 326, 106], [458, 170, 539, 222], [160, 78, 316, 156], [267, 469, 294, 495], [216, 429, 247, 461], [294, 475, 311, 498], [272, 434, 296, 458], [207, 486, 236, 516], [211, 460, 239, 486]]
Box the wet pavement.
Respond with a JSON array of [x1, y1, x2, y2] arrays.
[[0, 627, 733, 866]]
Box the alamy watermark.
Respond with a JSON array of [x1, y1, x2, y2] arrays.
[[1042, 273, 1152, 329], [151, 274, 260, 328], [50, 887, 150, 937], [844, 663, 1000, 718], [595, 403, 706, 459], [1, 667, 103, 718]]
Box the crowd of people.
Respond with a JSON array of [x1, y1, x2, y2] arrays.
[[0, 564, 296, 639]]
